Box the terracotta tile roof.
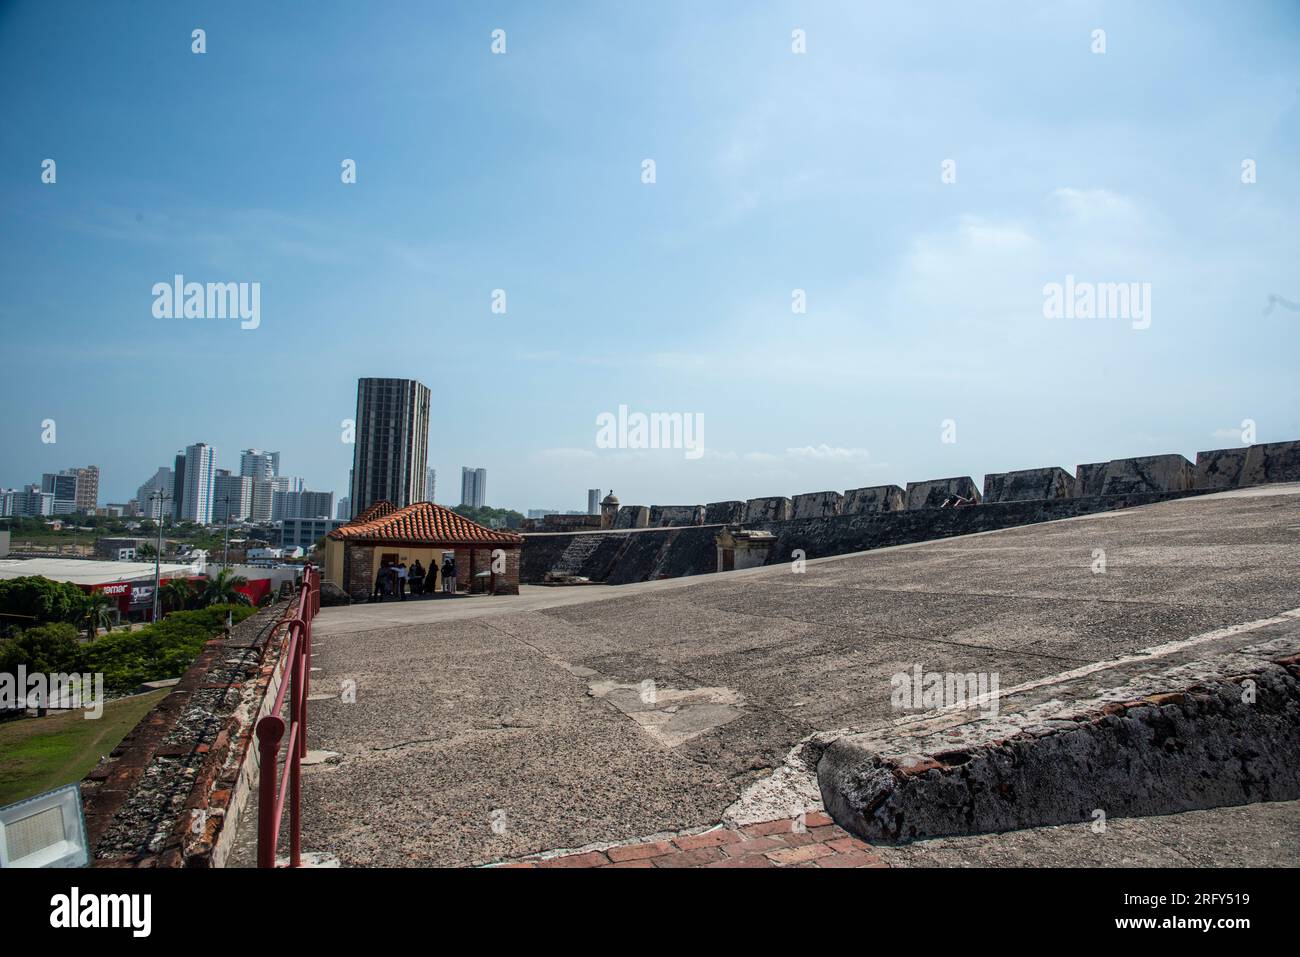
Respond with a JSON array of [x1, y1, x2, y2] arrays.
[[350, 500, 398, 525], [329, 501, 523, 546]]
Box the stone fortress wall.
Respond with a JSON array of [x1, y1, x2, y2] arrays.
[[521, 440, 1300, 586]]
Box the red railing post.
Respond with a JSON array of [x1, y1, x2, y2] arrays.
[[255, 714, 284, 869]]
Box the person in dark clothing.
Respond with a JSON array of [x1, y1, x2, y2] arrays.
[[373, 563, 390, 602], [441, 555, 457, 595], [424, 560, 438, 595], [410, 559, 425, 596]]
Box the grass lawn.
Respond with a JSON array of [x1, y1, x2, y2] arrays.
[[0, 689, 170, 806]]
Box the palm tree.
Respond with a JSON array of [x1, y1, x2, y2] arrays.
[[160, 578, 194, 614], [81, 591, 116, 642], [200, 567, 252, 607]]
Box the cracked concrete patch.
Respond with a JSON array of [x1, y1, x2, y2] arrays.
[[586, 678, 746, 747], [302, 750, 342, 766], [722, 737, 824, 826]]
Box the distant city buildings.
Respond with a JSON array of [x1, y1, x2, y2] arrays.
[[275, 489, 333, 521], [0, 485, 54, 517], [4, 441, 344, 531], [336, 496, 351, 521], [425, 467, 437, 503], [588, 489, 601, 515], [460, 467, 487, 507], [351, 377, 431, 513], [213, 470, 254, 523]]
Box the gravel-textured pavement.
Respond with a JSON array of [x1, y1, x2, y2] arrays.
[[232, 484, 1299, 866]]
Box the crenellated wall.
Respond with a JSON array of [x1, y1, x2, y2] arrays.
[[791, 490, 843, 520], [523, 438, 1300, 586], [905, 476, 981, 509], [843, 485, 905, 514], [984, 467, 1073, 503]]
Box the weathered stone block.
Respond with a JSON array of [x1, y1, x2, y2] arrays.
[[743, 497, 793, 523], [1073, 454, 1192, 497], [904, 477, 980, 510], [842, 485, 905, 514], [1240, 441, 1300, 486], [791, 491, 843, 520], [649, 505, 705, 527], [1073, 462, 1107, 498], [983, 467, 1073, 503], [614, 505, 650, 529], [1194, 447, 1248, 490], [704, 501, 745, 524]]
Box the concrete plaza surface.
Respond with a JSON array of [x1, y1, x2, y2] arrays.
[[248, 485, 1299, 866]]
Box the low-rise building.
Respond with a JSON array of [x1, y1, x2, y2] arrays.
[[94, 536, 150, 560], [281, 516, 344, 550]]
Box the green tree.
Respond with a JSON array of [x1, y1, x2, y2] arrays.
[[80, 605, 257, 692], [80, 590, 116, 642], [0, 622, 83, 676], [452, 504, 525, 530], [0, 576, 88, 633], [160, 578, 194, 613], [200, 567, 252, 607]]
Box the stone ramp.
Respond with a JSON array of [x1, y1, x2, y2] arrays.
[[817, 610, 1300, 844]]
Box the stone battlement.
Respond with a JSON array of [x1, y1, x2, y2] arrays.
[[548, 440, 1300, 532], [522, 439, 1300, 586]]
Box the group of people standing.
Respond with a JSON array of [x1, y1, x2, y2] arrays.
[[371, 554, 458, 602]]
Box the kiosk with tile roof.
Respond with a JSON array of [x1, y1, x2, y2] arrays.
[[324, 500, 524, 600]]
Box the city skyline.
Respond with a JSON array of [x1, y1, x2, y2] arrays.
[[2, 2, 1297, 511]]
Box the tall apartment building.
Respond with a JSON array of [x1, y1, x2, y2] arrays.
[[460, 467, 487, 508], [70, 466, 100, 511], [213, 470, 254, 522], [13, 485, 54, 517], [336, 496, 351, 521], [40, 472, 77, 515], [248, 475, 298, 523], [178, 443, 217, 524], [350, 378, 430, 513], [299, 490, 334, 520], [270, 488, 333, 521], [240, 449, 280, 480], [425, 467, 437, 503], [171, 451, 187, 520], [136, 467, 174, 520], [587, 489, 601, 515], [268, 477, 306, 522]]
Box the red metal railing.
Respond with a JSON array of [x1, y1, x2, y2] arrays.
[[255, 565, 319, 868]]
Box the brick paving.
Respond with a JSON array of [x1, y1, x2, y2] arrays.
[[497, 813, 892, 869]]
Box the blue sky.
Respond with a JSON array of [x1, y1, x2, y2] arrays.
[[1, 0, 1297, 511]]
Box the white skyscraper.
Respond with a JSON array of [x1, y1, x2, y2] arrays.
[[460, 467, 486, 508], [179, 443, 217, 524], [239, 449, 280, 480]]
